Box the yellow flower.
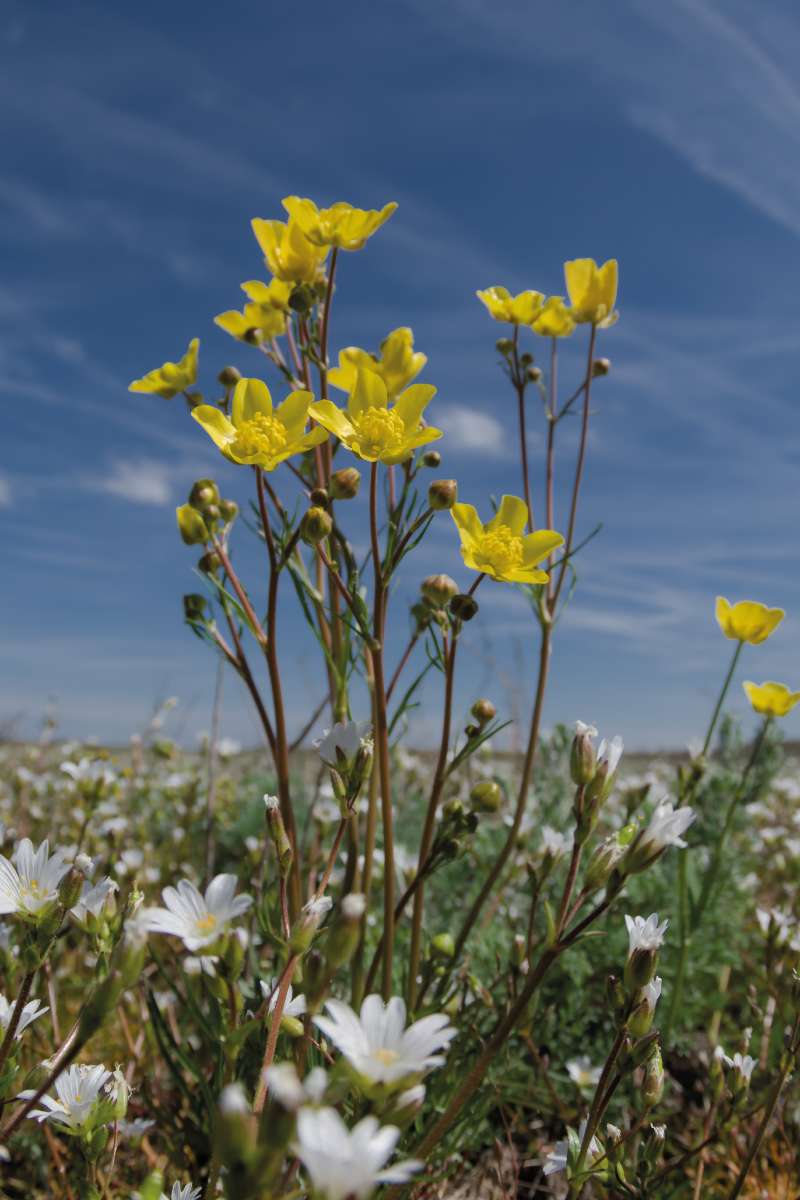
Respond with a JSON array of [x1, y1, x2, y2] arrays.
[[743, 681, 800, 718], [715, 597, 784, 645], [328, 328, 427, 400], [282, 196, 398, 251], [129, 338, 198, 399], [191, 378, 327, 470], [564, 258, 619, 327], [214, 302, 286, 344], [476, 286, 544, 325], [532, 296, 576, 338], [251, 217, 329, 283], [240, 278, 294, 312], [451, 495, 564, 584], [308, 369, 440, 465]]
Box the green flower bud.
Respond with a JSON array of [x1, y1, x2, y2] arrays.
[[471, 698, 496, 725], [176, 504, 209, 546], [189, 478, 221, 509], [470, 780, 503, 813], [218, 366, 242, 388], [449, 593, 479, 621], [643, 1046, 665, 1107], [58, 865, 85, 910], [264, 795, 293, 879], [526, 365, 543, 382], [330, 467, 361, 500], [289, 283, 316, 313], [324, 893, 366, 970], [421, 574, 459, 607], [219, 499, 239, 524], [496, 337, 514, 356], [592, 357, 611, 377], [309, 487, 329, 507], [183, 594, 208, 622], [428, 478, 458, 511], [570, 723, 597, 785], [421, 450, 441, 468], [300, 506, 333, 546], [289, 897, 331, 955], [431, 932, 455, 959]]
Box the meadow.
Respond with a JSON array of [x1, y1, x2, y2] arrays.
[[1, 197, 798, 1199]]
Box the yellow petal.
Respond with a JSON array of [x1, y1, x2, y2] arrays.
[[308, 400, 354, 442], [487, 495, 529, 536], [349, 368, 388, 418], [232, 378, 273, 427], [393, 383, 437, 430], [521, 529, 564, 567], [451, 503, 483, 547], [276, 389, 314, 436], [191, 405, 236, 453]]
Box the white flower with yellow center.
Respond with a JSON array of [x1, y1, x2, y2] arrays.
[[0, 993, 48, 1039], [294, 1107, 420, 1200], [314, 994, 455, 1088], [141, 874, 252, 951], [28, 1063, 112, 1132], [0, 838, 70, 920]]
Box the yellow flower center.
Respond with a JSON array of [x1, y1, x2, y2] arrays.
[[350, 407, 406, 458], [373, 1047, 400, 1066], [230, 413, 287, 460], [21, 878, 44, 901], [195, 913, 217, 934], [475, 527, 523, 577]]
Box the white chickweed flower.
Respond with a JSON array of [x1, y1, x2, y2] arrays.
[[27, 1063, 113, 1132], [543, 1119, 603, 1176], [0, 993, 48, 1039], [642, 975, 663, 1014], [0, 839, 70, 919], [314, 720, 373, 768], [641, 800, 695, 853], [294, 1107, 420, 1200], [161, 1185, 202, 1200], [625, 913, 669, 956], [261, 978, 307, 1019], [314, 994, 455, 1088], [71, 877, 117, 925], [141, 874, 252, 951], [566, 1056, 602, 1088]]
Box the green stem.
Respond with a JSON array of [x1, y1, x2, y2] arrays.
[[702, 640, 743, 757]]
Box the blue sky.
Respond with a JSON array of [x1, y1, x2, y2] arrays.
[[3, 0, 799, 749]]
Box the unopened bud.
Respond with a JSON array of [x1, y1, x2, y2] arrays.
[[219, 499, 239, 524], [570, 722, 597, 785], [324, 893, 366, 969], [59, 865, 84, 910], [330, 467, 361, 500], [428, 479, 458, 511], [264, 795, 293, 879], [289, 284, 315, 313], [309, 487, 329, 507], [176, 504, 209, 546], [300, 506, 333, 546], [189, 479, 221, 509], [421, 450, 441, 468], [218, 366, 242, 388], [643, 1046, 665, 1106], [183, 594, 208, 623], [198, 552, 221, 576], [289, 897, 332, 954], [526, 366, 543, 382], [470, 780, 502, 813], [592, 357, 611, 377], [422, 574, 459, 607], [449, 593, 479, 622], [471, 698, 496, 726], [496, 337, 514, 356], [431, 932, 455, 959]]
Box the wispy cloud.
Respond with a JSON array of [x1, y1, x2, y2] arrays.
[[80, 458, 176, 506], [434, 404, 505, 455], [0, 473, 10, 508]]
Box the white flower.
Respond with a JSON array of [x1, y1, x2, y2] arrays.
[[650, 1123, 666, 1140], [219, 1083, 249, 1115], [0, 839, 70, 918], [161, 1185, 202, 1200], [597, 735, 624, 776], [756, 907, 792, 943], [71, 877, 117, 925], [314, 994, 455, 1087], [184, 956, 219, 977], [141, 875, 252, 951], [574, 721, 598, 738], [543, 1119, 603, 1176], [723, 1051, 756, 1082], [314, 720, 372, 768], [261, 979, 307, 1019], [642, 976, 663, 1014], [217, 738, 241, 759], [119, 1116, 155, 1138], [0, 993, 48, 1038], [541, 826, 572, 861], [625, 914, 669, 956], [640, 800, 695, 853], [294, 1107, 420, 1200], [566, 1056, 602, 1088], [28, 1063, 112, 1131], [60, 758, 116, 789]]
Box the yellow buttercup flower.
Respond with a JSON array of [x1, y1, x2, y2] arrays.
[[564, 258, 619, 327], [191, 378, 327, 470], [532, 296, 575, 338], [451, 495, 564, 584], [282, 196, 398, 251], [743, 681, 800, 718], [715, 597, 784, 645], [215, 302, 286, 344], [251, 217, 329, 283], [240, 278, 294, 312], [129, 338, 198, 399], [328, 328, 427, 400], [476, 286, 544, 325], [308, 369, 440, 465]]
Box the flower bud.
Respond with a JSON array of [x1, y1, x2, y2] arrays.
[[219, 499, 239, 524], [289, 897, 332, 954], [189, 478, 221, 509], [422, 574, 459, 607], [471, 698, 496, 725], [264, 795, 293, 879], [642, 1046, 665, 1107], [526, 365, 543, 383], [183, 594, 208, 624], [421, 450, 441, 468], [198, 553, 221, 576], [592, 357, 611, 377], [411, 601, 432, 633], [330, 467, 361, 500], [289, 283, 316, 313], [139, 1173, 164, 1200], [176, 503, 209, 546], [324, 893, 366, 970], [431, 932, 455, 959], [470, 780, 502, 813], [58, 865, 85, 910], [570, 722, 597, 786], [625, 947, 658, 992], [218, 366, 242, 388], [309, 487, 329, 507], [428, 479, 458, 511], [449, 594, 479, 622], [496, 337, 514, 356], [300, 506, 333, 546]]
